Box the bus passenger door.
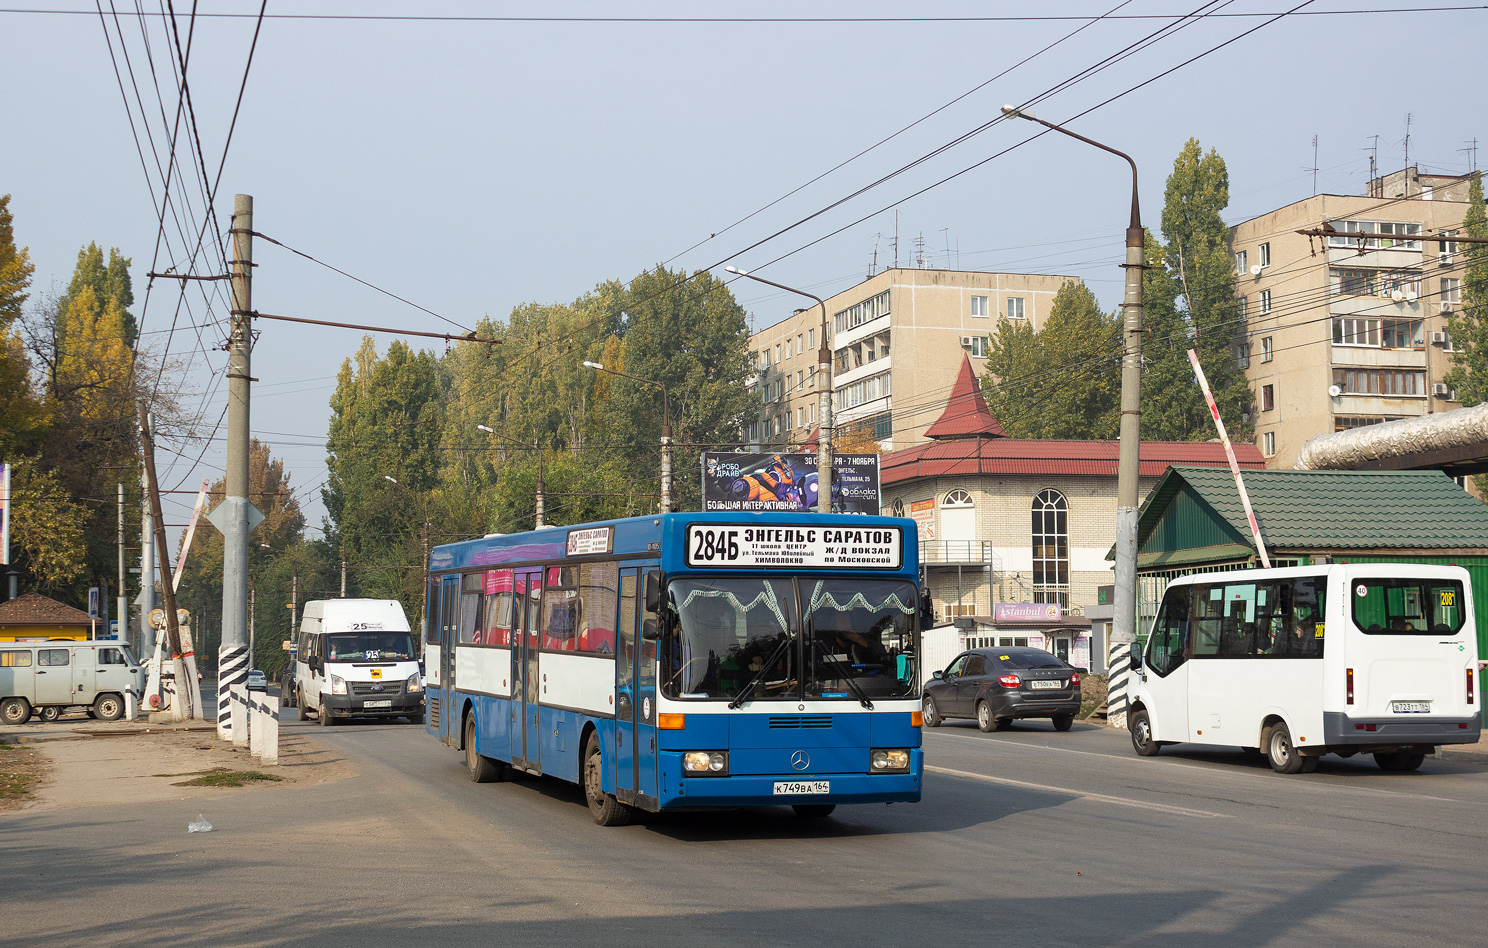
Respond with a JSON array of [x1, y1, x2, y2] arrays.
[[635, 568, 660, 800], [512, 567, 543, 772], [438, 576, 460, 746], [615, 570, 639, 795]]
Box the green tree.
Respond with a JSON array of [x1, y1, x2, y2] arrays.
[[0, 195, 44, 458], [1142, 139, 1254, 442], [6, 456, 88, 589], [58, 242, 136, 346], [982, 281, 1121, 438], [1445, 173, 1488, 405]]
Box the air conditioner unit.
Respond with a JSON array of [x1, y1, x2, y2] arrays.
[[960, 335, 975, 347], [1432, 383, 1451, 397], [1249, 264, 1264, 277], [1439, 302, 1454, 314], [1431, 331, 1448, 345], [1439, 252, 1453, 264]]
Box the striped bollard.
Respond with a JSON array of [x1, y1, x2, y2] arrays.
[[231, 685, 249, 748], [249, 691, 263, 758], [217, 644, 249, 740], [261, 695, 280, 765]]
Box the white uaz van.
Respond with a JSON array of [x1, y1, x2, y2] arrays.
[[294, 600, 424, 726], [0, 640, 143, 724]]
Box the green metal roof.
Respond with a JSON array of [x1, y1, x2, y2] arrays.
[[1138, 466, 1488, 554]]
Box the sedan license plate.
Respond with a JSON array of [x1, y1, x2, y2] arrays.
[[1029, 679, 1061, 690], [1392, 701, 1430, 714], [773, 781, 830, 795], [363, 699, 392, 709]]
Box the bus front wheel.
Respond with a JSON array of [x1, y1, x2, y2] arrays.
[[465, 716, 503, 783], [1265, 722, 1305, 774], [583, 732, 633, 826], [1129, 709, 1160, 757]]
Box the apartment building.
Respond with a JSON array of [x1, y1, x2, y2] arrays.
[[745, 268, 1075, 450], [1229, 168, 1473, 467]]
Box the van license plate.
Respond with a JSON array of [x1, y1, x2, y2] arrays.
[[1392, 701, 1430, 713], [363, 699, 392, 708], [1030, 680, 1060, 690], [773, 781, 829, 795]]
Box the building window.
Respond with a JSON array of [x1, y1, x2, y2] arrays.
[[1328, 219, 1422, 251], [1261, 384, 1275, 412], [1233, 340, 1250, 369], [1235, 250, 1247, 273], [1261, 336, 1274, 362], [1332, 316, 1423, 349], [774, 344, 781, 364], [1258, 242, 1270, 268], [810, 403, 816, 423], [1335, 415, 1406, 431], [1006, 297, 1026, 320], [1440, 230, 1458, 264], [1261, 432, 1276, 457], [1259, 289, 1272, 314], [971, 295, 989, 317], [839, 370, 891, 409], [1330, 267, 1420, 300], [1442, 277, 1461, 305], [808, 328, 816, 349], [1332, 367, 1427, 396], [944, 489, 973, 507], [962, 335, 989, 357], [1239, 296, 1247, 319], [1031, 489, 1069, 608], [832, 289, 892, 333]]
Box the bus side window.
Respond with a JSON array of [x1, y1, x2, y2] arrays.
[[1146, 587, 1190, 677], [426, 577, 440, 645]]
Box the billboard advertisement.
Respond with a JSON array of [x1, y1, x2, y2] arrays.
[[701, 452, 881, 514]]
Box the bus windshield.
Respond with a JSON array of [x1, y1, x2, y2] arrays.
[[663, 577, 917, 700], [325, 632, 416, 662]]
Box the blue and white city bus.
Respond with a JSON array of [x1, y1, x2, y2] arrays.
[[424, 511, 926, 825]]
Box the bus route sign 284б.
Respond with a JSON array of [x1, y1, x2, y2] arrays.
[[685, 523, 902, 570]]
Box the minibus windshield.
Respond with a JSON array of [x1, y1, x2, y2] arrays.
[[325, 632, 416, 662]]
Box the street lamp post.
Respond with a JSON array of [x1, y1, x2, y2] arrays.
[[1001, 104, 1144, 728], [476, 425, 546, 528], [724, 267, 833, 515], [582, 362, 673, 513]]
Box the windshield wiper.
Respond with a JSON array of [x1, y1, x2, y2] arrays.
[[728, 635, 794, 709], [811, 639, 873, 710]]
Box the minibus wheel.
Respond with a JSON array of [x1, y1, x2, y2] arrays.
[[1129, 709, 1160, 757], [1265, 722, 1305, 774], [1374, 750, 1425, 772], [0, 697, 32, 725], [92, 693, 124, 722], [297, 691, 311, 722]]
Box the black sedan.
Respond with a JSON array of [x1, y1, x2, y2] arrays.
[[922, 647, 1082, 732]]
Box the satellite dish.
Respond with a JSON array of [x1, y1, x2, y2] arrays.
[[1328, 384, 1343, 398], [1391, 289, 1406, 302], [1249, 264, 1263, 276]]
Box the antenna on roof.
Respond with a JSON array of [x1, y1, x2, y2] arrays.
[[1403, 112, 1412, 171], [892, 211, 899, 269], [1307, 134, 1319, 196]]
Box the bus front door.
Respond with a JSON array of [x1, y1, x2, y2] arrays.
[[438, 576, 459, 746], [512, 567, 543, 772], [615, 567, 659, 802]]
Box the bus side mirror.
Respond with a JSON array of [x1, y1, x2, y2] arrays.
[[920, 588, 935, 626], [641, 618, 659, 641], [1128, 642, 1142, 671], [644, 571, 662, 613]]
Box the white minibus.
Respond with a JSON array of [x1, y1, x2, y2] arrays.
[[1126, 563, 1480, 773], [294, 599, 424, 726]]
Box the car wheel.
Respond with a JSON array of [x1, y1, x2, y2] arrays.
[[976, 700, 995, 733], [1265, 722, 1305, 774], [1129, 709, 1160, 757], [583, 731, 632, 826], [921, 695, 941, 728], [792, 804, 836, 818], [0, 697, 31, 726], [40, 706, 61, 723], [1052, 713, 1074, 732], [465, 715, 502, 782], [92, 693, 124, 722]]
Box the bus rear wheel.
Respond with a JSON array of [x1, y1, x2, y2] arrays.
[[1265, 722, 1305, 774], [792, 804, 835, 818], [583, 732, 633, 826]]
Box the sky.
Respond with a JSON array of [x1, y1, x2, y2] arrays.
[[3, 1, 1485, 554]]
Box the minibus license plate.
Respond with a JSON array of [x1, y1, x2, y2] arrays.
[[773, 781, 829, 795], [364, 699, 392, 708], [1392, 701, 1430, 714], [1030, 680, 1060, 690]]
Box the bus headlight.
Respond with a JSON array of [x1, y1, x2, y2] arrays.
[[331, 675, 347, 695], [870, 748, 910, 773], [683, 751, 728, 775], [406, 673, 423, 694]]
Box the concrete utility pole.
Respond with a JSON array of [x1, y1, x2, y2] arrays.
[[138, 408, 194, 721], [1001, 105, 1144, 727], [218, 193, 254, 737], [116, 483, 126, 642], [724, 267, 833, 514], [138, 472, 156, 658], [340, 541, 347, 598]]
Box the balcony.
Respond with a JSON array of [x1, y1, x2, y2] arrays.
[[921, 541, 1000, 567]]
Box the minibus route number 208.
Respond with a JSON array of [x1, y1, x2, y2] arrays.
[[424, 511, 928, 825], [1126, 563, 1480, 773]]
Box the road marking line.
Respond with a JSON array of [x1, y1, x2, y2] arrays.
[[926, 764, 1228, 818]]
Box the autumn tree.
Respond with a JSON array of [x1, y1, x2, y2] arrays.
[[0, 195, 44, 459], [4, 457, 88, 590], [1445, 173, 1488, 405]]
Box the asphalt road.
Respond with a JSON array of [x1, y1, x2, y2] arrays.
[[4, 709, 1487, 948]]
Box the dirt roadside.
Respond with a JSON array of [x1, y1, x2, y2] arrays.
[[0, 718, 356, 812]]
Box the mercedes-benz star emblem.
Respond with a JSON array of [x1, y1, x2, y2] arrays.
[[790, 750, 811, 771]]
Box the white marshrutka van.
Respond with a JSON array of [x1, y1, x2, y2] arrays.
[[294, 600, 424, 726], [0, 640, 143, 724], [1126, 563, 1481, 773]]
